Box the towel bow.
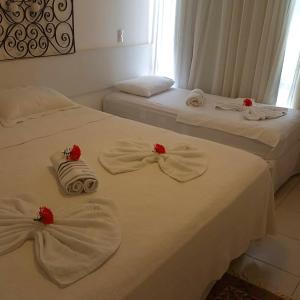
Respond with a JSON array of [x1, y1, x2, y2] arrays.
[[99, 140, 208, 182], [0, 195, 121, 287]]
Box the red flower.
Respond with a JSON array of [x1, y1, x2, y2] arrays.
[[34, 207, 54, 225], [154, 143, 166, 154], [243, 98, 253, 107], [69, 145, 81, 161]]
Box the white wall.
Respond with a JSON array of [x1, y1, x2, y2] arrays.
[[0, 0, 152, 100], [74, 0, 150, 49]]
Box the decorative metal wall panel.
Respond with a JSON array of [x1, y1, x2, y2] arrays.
[[0, 0, 75, 61]]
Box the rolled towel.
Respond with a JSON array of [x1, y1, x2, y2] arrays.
[[83, 178, 98, 193], [186, 89, 206, 107], [50, 152, 98, 195], [243, 106, 288, 121]]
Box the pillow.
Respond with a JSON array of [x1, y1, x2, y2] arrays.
[[114, 76, 175, 97], [0, 86, 76, 127]]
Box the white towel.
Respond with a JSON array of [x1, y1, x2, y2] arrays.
[[215, 98, 254, 111], [50, 152, 98, 195], [243, 106, 288, 121], [186, 89, 206, 107], [99, 140, 208, 182], [0, 195, 121, 287]]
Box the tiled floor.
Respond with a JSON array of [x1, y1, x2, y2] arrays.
[[229, 175, 300, 299]]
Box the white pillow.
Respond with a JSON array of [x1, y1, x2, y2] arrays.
[[114, 76, 175, 97], [0, 86, 76, 127]]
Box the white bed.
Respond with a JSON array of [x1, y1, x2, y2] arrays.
[[102, 88, 300, 191], [0, 105, 275, 300]]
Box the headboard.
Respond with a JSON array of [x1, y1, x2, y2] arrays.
[[0, 44, 151, 97]]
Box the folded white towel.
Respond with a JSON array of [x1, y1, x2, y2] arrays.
[[50, 152, 98, 195], [243, 106, 288, 121], [186, 89, 206, 107], [215, 98, 255, 111], [0, 195, 121, 287], [99, 140, 207, 182]]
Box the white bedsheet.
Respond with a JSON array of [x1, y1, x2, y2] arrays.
[[0, 106, 112, 150], [102, 89, 300, 189], [176, 107, 297, 148], [0, 107, 274, 300]]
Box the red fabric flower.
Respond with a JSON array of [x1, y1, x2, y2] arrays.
[[243, 98, 253, 107], [154, 143, 166, 154], [69, 145, 81, 161], [34, 207, 54, 225]]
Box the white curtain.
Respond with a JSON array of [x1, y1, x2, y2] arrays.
[[289, 57, 300, 109], [277, 0, 300, 109], [175, 0, 295, 104]]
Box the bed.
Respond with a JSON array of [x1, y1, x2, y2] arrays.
[[102, 88, 300, 191], [0, 97, 275, 300]]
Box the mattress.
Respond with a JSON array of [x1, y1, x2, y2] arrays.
[[102, 89, 300, 189], [0, 106, 274, 300]]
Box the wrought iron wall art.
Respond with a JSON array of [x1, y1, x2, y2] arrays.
[[0, 0, 75, 61]]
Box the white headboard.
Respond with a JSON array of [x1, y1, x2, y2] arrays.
[[0, 44, 152, 97]]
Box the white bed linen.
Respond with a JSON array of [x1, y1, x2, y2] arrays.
[[0, 106, 112, 150], [0, 86, 76, 127], [0, 107, 274, 300], [102, 89, 300, 189]]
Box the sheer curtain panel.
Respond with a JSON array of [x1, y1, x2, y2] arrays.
[[175, 0, 295, 103], [289, 57, 300, 109]]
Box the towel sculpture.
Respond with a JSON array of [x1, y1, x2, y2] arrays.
[[243, 106, 288, 121], [215, 97, 288, 120], [215, 98, 255, 111], [99, 140, 208, 182], [50, 149, 98, 195], [0, 195, 121, 287], [186, 89, 206, 107]]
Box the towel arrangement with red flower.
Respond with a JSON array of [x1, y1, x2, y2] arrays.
[[0, 195, 121, 286], [50, 145, 98, 195], [215, 98, 288, 120], [215, 98, 256, 111], [99, 140, 208, 182]]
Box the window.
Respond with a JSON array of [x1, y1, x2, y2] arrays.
[[149, 0, 177, 79]]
